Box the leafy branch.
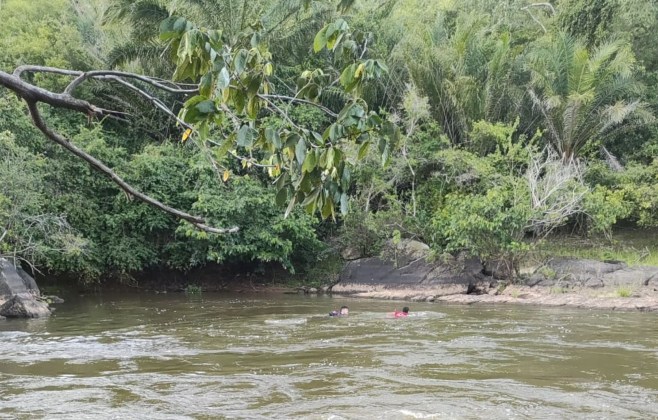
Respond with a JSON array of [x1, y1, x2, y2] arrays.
[[0, 13, 398, 234], [0, 68, 238, 234]]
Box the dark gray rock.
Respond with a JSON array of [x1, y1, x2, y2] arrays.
[[527, 274, 547, 287], [16, 266, 40, 296], [42, 295, 65, 304], [484, 259, 515, 280], [584, 278, 605, 288], [380, 240, 430, 268], [0, 258, 28, 297], [337, 240, 486, 293], [531, 258, 658, 288], [0, 258, 51, 318], [548, 258, 626, 281], [605, 266, 658, 287], [0, 293, 51, 318]]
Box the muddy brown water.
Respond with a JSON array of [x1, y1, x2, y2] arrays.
[[0, 292, 657, 419]]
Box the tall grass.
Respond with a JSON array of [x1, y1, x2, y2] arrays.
[[532, 228, 658, 267]]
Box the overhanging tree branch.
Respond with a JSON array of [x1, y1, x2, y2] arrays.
[[0, 69, 237, 235], [1, 70, 102, 115], [12, 65, 198, 95], [106, 75, 194, 130]]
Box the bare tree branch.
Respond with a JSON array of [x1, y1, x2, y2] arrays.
[[1, 62, 355, 235], [524, 3, 556, 15], [25, 101, 237, 233], [65, 70, 199, 95], [521, 3, 556, 34], [261, 96, 304, 131], [12, 65, 198, 94], [0, 68, 237, 234], [1, 70, 102, 115], [106, 76, 194, 130], [526, 148, 587, 236], [27, 101, 238, 233], [261, 94, 338, 118]]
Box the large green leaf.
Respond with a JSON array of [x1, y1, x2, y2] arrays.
[[237, 125, 255, 148], [275, 187, 288, 207], [295, 138, 307, 165], [198, 73, 213, 97], [195, 100, 215, 114], [313, 26, 328, 53], [357, 141, 370, 160], [340, 193, 349, 215], [160, 16, 188, 40], [321, 196, 333, 219], [217, 67, 230, 89], [234, 49, 248, 75], [246, 96, 260, 120], [301, 150, 316, 173]]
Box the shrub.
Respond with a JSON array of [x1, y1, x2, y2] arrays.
[[431, 177, 532, 269]]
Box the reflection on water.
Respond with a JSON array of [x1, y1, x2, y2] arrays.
[[0, 292, 657, 418]]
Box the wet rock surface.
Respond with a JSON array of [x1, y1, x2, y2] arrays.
[[0, 258, 50, 318], [0, 293, 51, 318], [332, 243, 658, 311], [527, 258, 658, 288]]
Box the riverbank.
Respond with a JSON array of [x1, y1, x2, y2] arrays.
[[329, 239, 658, 312], [30, 237, 658, 313], [328, 283, 658, 312]]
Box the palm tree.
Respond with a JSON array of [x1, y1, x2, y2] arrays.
[[390, 9, 526, 146], [526, 32, 652, 162], [102, 0, 335, 77]]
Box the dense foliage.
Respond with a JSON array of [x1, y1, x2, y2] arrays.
[[1, 0, 658, 283]]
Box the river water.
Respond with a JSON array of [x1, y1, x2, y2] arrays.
[[0, 292, 657, 419]]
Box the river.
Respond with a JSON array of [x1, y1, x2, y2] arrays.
[[0, 292, 657, 419]]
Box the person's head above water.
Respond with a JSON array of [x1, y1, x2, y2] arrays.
[[402, 306, 409, 314], [329, 306, 349, 317]]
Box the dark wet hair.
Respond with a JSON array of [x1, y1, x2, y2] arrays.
[[402, 307, 409, 313], [340, 305, 349, 310]]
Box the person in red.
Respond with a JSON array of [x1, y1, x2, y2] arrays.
[[393, 306, 409, 318]]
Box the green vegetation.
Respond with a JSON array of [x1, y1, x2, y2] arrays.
[[550, 286, 570, 295], [1, 0, 658, 287], [615, 286, 633, 298], [535, 229, 658, 267], [184, 284, 202, 295]]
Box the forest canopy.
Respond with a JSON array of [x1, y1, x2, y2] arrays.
[[1, 0, 657, 283]]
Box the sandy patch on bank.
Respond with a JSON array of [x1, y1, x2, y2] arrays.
[[330, 283, 658, 311]]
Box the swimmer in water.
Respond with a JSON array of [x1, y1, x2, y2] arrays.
[[329, 305, 349, 317], [393, 306, 409, 318]]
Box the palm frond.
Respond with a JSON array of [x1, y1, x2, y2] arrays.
[[600, 100, 642, 131], [527, 31, 647, 160]]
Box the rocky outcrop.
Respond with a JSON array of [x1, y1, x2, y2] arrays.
[[331, 242, 658, 311], [528, 258, 658, 289], [0, 258, 29, 297], [332, 239, 491, 300], [16, 265, 42, 295], [0, 293, 51, 318], [435, 285, 658, 311], [0, 258, 50, 318]]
